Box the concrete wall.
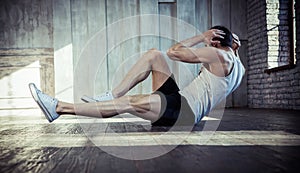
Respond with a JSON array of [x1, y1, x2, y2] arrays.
[[0, 0, 53, 48], [247, 0, 300, 110], [69, 0, 248, 107], [0, 0, 249, 112], [0, 0, 54, 115], [1, 0, 299, 112], [53, 0, 74, 102]]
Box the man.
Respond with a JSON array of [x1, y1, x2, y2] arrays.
[[81, 32, 242, 102], [29, 25, 245, 126]]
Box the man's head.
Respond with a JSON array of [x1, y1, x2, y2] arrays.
[[210, 25, 232, 48]]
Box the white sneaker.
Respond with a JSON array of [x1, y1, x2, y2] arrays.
[[29, 83, 60, 122], [81, 91, 114, 103]]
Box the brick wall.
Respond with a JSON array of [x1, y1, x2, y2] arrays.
[[247, 0, 300, 110]]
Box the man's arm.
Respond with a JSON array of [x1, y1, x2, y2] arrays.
[[167, 46, 221, 63], [167, 29, 225, 63]]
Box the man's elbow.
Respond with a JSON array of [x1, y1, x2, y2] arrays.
[[166, 49, 179, 60], [166, 49, 173, 58], [167, 49, 174, 58]]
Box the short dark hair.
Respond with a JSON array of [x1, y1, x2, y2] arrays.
[[210, 25, 232, 47]]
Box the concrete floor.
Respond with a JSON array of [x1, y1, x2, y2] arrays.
[[0, 108, 299, 173]]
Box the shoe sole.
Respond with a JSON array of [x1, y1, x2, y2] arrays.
[[28, 83, 53, 122], [81, 95, 97, 103]]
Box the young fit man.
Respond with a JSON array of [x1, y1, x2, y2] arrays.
[[29, 26, 245, 126]]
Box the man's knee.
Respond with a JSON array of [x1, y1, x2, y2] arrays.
[[148, 48, 161, 55], [147, 48, 163, 62]]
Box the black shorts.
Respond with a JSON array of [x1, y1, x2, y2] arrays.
[[152, 74, 195, 126]]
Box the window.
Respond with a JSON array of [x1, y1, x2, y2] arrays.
[[265, 0, 296, 73]]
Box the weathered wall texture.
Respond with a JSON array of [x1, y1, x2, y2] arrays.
[[1, 0, 248, 111], [69, 0, 248, 107], [0, 0, 53, 48], [0, 0, 54, 114], [247, 0, 300, 110]]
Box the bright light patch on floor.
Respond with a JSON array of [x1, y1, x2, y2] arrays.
[[1, 130, 299, 148], [1, 116, 300, 148]]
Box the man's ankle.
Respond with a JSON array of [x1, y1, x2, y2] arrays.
[[55, 101, 62, 115], [111, 90, 119, 98]]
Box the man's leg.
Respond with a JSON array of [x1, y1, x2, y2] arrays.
[[112, 48, 172, 98], [57, 94, 161, 122], [71, 49, 171, 122]]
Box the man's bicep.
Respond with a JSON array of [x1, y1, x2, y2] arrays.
[[179, 47, 216, 63], [167, 47, 217, 63]]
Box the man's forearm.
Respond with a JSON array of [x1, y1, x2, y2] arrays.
[[169, 34, 205, 51], [179, 34, 205, 47], [166, 34, 205, 61], [166, 29, 225, 62]]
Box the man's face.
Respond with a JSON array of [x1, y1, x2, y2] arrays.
[[211, 42, 220, 48]]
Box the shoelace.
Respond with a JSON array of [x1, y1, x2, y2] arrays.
[[94, 92, 111, 101], [37, 89, 56, 104]]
